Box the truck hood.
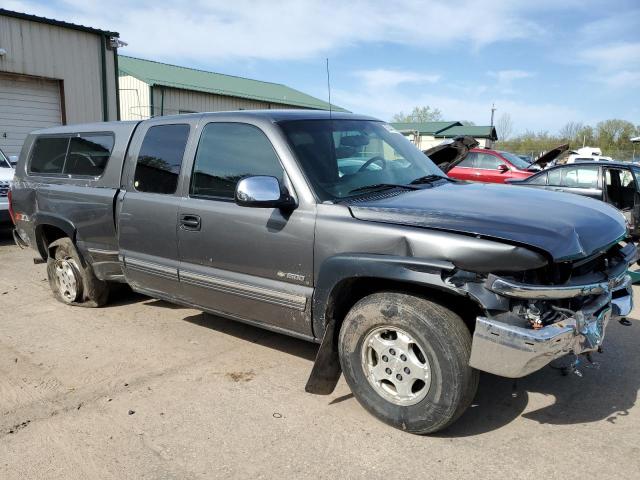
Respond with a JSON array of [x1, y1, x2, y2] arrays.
[[348, 182, 626, 262]]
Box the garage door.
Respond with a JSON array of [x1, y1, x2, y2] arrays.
[[0, 73, 62, 157]]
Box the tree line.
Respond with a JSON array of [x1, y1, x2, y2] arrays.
[[393, 106, 639, 161], [499, 119, 640, 161]]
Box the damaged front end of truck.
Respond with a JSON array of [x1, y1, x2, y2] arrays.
[[456, 241, 635, 377]]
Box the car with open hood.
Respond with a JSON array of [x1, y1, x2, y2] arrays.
[[10, 111, 634, 434], [508, 160, 640, 237], [425, 140, 568, 183]]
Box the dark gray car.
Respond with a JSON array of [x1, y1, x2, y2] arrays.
[[9, 111, 635, 434], [508, 161, 640, 237]]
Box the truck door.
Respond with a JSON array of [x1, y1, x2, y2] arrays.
[[117, 120, 195, 297], [176, 121, 315, 337]]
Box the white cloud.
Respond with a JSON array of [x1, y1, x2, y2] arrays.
[[599, 70, 640, 88], [579, 42, 640, 70], [353, 69, 440, 89], [488, 70, 534, 83], [486, 69, 535, 94], [578, 42, 640, 88], [4, 0, 547, 61]]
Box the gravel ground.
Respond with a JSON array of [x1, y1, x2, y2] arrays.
[[1, 225, 639, 479]]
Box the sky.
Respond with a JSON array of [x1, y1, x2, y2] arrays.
[[5, 0, 640, 134]]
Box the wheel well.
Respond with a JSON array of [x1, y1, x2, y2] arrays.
[[325, 277, 482, 335], [36, 224, 70, 259]]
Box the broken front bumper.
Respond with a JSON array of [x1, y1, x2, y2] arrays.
[[469, 273, 633, 378]]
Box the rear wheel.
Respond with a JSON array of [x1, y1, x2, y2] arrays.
[[338, 292, 478, 434], [46, 238, 109, 307]]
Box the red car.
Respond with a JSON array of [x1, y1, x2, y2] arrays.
[[446, 148, 538, 183], [425, 138, 569, 184]]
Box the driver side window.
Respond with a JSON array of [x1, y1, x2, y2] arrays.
[[475, 153, 502, 170], [457, 152, 477, 168]]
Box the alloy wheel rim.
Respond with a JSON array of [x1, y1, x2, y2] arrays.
[[54, 257, 80, 302], [361, 326, 432, 406]]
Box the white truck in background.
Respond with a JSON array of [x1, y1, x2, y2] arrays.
[[0, 148, 14, 223], [566, 147, 614, 164]]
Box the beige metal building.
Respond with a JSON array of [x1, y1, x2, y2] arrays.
[[118, 56, 345, 120], [0, 9, 121, 156]]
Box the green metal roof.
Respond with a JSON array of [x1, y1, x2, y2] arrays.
[[391, 121, 461, 135], [391, 121, 497, 140], [434, 125, 497, 140], [118, 56, 346, 112]]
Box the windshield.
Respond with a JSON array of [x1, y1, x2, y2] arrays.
[[498, 151, 533, 170], [279, 119, 445, 201], [0, 149, 10, 168]]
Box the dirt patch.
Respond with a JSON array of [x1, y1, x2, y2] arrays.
[[7, 420, 30, 434], [225, 371, 255, 383]]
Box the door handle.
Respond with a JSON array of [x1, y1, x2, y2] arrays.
[[180, 214, 201, 231]]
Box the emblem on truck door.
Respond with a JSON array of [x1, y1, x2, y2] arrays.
[[277, 271, 305, 282]]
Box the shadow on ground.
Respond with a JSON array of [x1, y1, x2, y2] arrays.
[[182, 306, 639, 436], [18, 240, 637, 437], [184, 312, 318, 362], [438, 318, 639, 436], [0, 226, 16, 247]]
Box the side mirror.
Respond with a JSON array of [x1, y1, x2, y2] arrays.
[[497, 164, 509, 173], [235, 176, 295, 209]]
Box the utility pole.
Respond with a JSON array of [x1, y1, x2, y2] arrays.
[[490, 103, 496, 127]]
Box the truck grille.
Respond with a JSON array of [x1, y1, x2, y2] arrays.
[[0, 181, 9, 198]]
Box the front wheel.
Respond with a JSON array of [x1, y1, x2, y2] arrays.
[[338, 292, 478, 434]]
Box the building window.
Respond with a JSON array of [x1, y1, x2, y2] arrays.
[[134, 124, 190, 194]]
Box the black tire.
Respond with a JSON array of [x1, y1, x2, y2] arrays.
[[338, 292, 478, 434], [46, 237, 109, 307]]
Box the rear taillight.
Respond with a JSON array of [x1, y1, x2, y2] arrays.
[[7, 189, 15, 225]]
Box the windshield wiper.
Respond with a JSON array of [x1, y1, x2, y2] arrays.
[[409, 174, 449, 185], [348, 183, 420, 195]]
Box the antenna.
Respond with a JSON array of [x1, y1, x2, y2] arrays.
[[326, 58, 332, 119]]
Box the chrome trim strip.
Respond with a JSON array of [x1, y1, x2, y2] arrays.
[[489, 272, 628, 299], [180, 269, 307, 311], [125, 257, 178, 281], [88, 248, 119, 256]]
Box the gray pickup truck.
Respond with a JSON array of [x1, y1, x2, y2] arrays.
[[10, 110, 635, 434]]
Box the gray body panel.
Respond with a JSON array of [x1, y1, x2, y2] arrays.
[[10, 121, 140, 279], [10, 110, 629, 346], [173, 115, 316, 336]]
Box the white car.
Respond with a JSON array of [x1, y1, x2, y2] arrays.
[[0, 148, 14, 223]]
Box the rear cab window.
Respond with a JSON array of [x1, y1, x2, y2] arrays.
[[66, 135, 114, 176], [133, 124, 191, 194], [29, 137, 70, 174], [28, 133, 114, 177]]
